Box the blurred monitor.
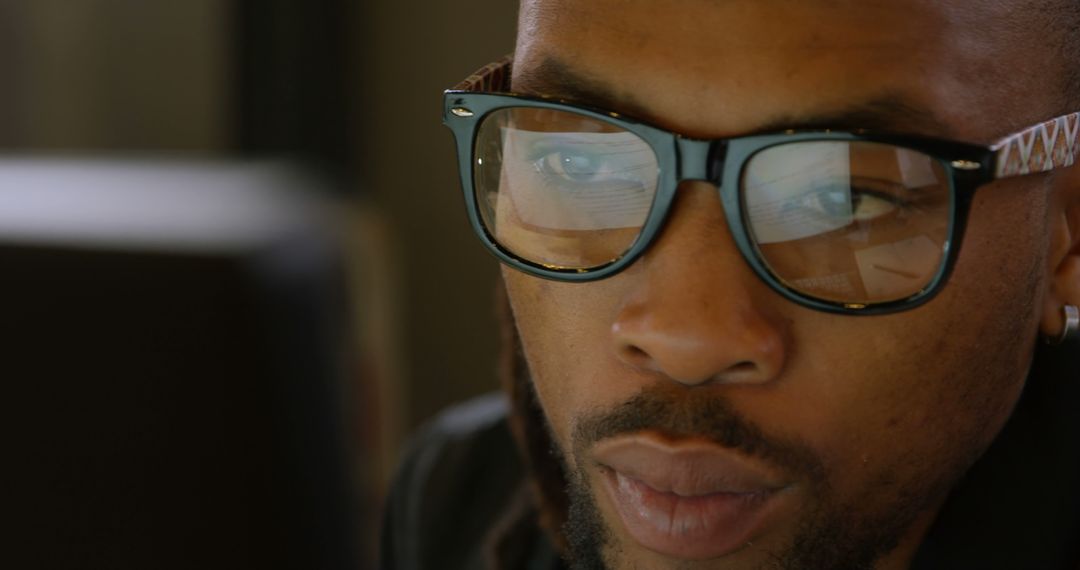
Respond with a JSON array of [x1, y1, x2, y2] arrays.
[[0, 159, 363, 569]]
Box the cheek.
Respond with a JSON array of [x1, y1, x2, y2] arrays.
[[502, 267, 637, 462], [794, 188, 1044, 495], [752, 314, 1026, 526]]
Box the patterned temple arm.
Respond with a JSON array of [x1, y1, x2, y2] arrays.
[[992, 112, 1080, 178], [454, 55, 1080, 181], [452, 55, 514, 93]]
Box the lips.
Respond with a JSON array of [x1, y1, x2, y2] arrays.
[[591, 434, 791, 560]]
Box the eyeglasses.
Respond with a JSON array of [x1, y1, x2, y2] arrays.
[[443, 56, 1080, 315]]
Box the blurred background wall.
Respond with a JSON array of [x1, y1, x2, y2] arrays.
[[0, 1, 231, 150], [358, 0, 518, 449], [0, 0, 519, 550]]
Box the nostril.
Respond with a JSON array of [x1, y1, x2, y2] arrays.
[[729, 361, 757, 374], [623, 345, 649, 361], [618, 340, 764, 383], [611, 293, 788, 385], [618, 343, 661, 370]]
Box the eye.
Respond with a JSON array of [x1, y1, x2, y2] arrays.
[[779, 182, 902, 234], [816, 189, 855, 218], [846, 177, 909, 221], [815, 187, 899, 222], [536, 150, 609, 185], [849, 191, 899, 221]]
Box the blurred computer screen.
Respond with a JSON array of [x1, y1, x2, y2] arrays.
[[0, 159, 366, 569]]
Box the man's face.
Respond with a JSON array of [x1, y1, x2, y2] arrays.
[[503, 1, 1058, 568]]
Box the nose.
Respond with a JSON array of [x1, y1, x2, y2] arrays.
[[611, 182, 789, 386]]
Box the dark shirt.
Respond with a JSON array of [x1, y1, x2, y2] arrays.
[[381, 343, 1079, 569], [380, 394, 563, 570]]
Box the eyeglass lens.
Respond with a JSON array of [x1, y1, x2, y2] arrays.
[[474, 107, 660, 269], [473, 107, 951, 305], [743, 142, 950, 304]]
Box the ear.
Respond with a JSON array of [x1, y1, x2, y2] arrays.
[[1039, 165, 1080, 339]]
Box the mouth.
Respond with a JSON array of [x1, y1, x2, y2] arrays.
[[592, 434, 793, 560]]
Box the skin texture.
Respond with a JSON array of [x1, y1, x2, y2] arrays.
[[500, 0, 1080, 568]]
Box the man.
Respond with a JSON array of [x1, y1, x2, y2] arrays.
[[382, 0, 1080, 568]]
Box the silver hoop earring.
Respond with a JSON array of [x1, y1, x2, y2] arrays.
[[1047, 304, 1080, 346]]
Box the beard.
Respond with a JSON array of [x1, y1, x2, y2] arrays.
[[495, 286, 997, 570], [562, 471, 920, 570], [551, 384, 936, 570]]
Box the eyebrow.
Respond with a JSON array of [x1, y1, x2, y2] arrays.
[[760, 97, 955, 137], [514, 55, 955, 138], [512, 56, 656, 121]]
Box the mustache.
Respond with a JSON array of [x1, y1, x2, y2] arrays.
[[570, 383, 827, 484]]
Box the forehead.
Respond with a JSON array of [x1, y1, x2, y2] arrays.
[[514, 0, 1046, 142]]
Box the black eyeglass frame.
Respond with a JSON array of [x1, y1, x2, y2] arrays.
[[443, 58, 1079, 315]]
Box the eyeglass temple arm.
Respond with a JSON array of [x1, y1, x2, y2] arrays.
[[452, 55, 514, 93], [992, 112, 1080, 179], [451, 57, 1080, 182]]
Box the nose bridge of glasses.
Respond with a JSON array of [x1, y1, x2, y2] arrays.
[[676, 137, 728, 185]]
